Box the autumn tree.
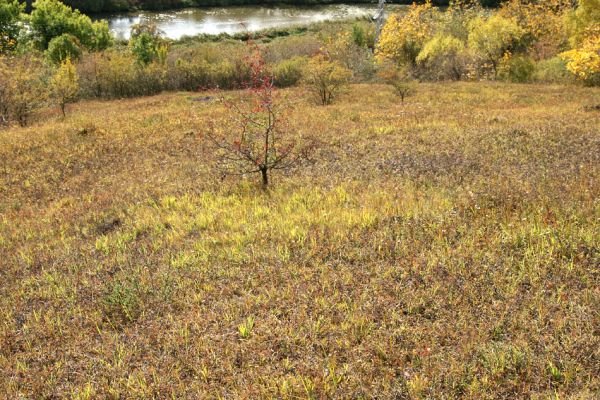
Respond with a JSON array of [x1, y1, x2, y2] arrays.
[[207, 45, 312, 188], [559, 0, 600, 85], [376, 1, 438, 68], [560, 29, 600, 86], [51, 57, 79, 117], [499, 0, 572, 60]]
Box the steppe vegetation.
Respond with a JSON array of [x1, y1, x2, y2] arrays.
[[0, 0, 599, 398], [1, 79, 598, 399]]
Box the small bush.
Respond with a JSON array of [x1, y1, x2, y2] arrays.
[[170, 58, 213, 91], [129, 22, 168, 66], [102, 279, 141, 325], [273, 56, 306, 87], [378, 63, 416, 103], [50, 57, 79, 117], [78, 50, 168, 99], [326, 32, 376, 81], [533, 57, 573, 84], [498, 53, 535, 83], [303, 54, 352, 105], [0, 55, 49, 126], [264, 35, 321, 63], [351, 23, 375, 49]]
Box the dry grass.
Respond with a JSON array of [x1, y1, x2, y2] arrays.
[[0, 82, 599, 399]]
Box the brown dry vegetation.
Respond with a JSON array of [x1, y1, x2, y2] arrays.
[[0, 82, 599, 399]]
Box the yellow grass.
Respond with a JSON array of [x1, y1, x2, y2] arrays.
[[0, 82, 599, 398]]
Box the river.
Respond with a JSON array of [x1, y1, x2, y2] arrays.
[[105, 4, 384, 40]]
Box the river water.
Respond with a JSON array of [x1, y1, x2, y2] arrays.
[[105, 4, 382, 40]]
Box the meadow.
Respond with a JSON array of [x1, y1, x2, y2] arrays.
[[0, 82, 598, 398]]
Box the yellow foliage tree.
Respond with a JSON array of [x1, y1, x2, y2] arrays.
[[375, 1, 438, 67], [50, 57, 79, 117], [560, 0, 600, 85], [560, 28, 600, 85]]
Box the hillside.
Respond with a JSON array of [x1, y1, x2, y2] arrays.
[[0, 83, 598, 398]]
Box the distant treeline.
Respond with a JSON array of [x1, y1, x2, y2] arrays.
[[23, 0, 504, 14]]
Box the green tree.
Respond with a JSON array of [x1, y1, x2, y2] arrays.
[[0, 0, 24, 53], [468, 14, 526, 77], [129, 22, 167, 65], [50, 57, 79, 117], [565, 0, 600, 47], [46, 33, 82, 64], [29, 0, 112, 51]]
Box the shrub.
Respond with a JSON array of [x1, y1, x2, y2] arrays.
[[50, 57, 79, 117], [137, 62, 167, 95], [303, 54, 352, 106], [273, 56, 306, 88], [351, 23, 375, 49], [440, 1, 483, 42], [167, 43, 250, 90], [498, 52, 535, 83], [129, 22, 168, 66], [0, 55, 48, 126], [325, 31, 376, 81], [533, 57, 572, 84], [417, 34, 468, 81], [378, 63, 416, 103], [102, 279, 141, 325], [264, 35, 321, 63], [77, 50, 165, 99], [468, 15, 526, 77], [170, 58, 213, 91], [46, 33, 82, 64]]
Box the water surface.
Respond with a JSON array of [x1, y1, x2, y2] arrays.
[[106, 4, 381, 40]]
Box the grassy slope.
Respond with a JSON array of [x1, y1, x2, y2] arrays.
[[0, 83, 598, 398]]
